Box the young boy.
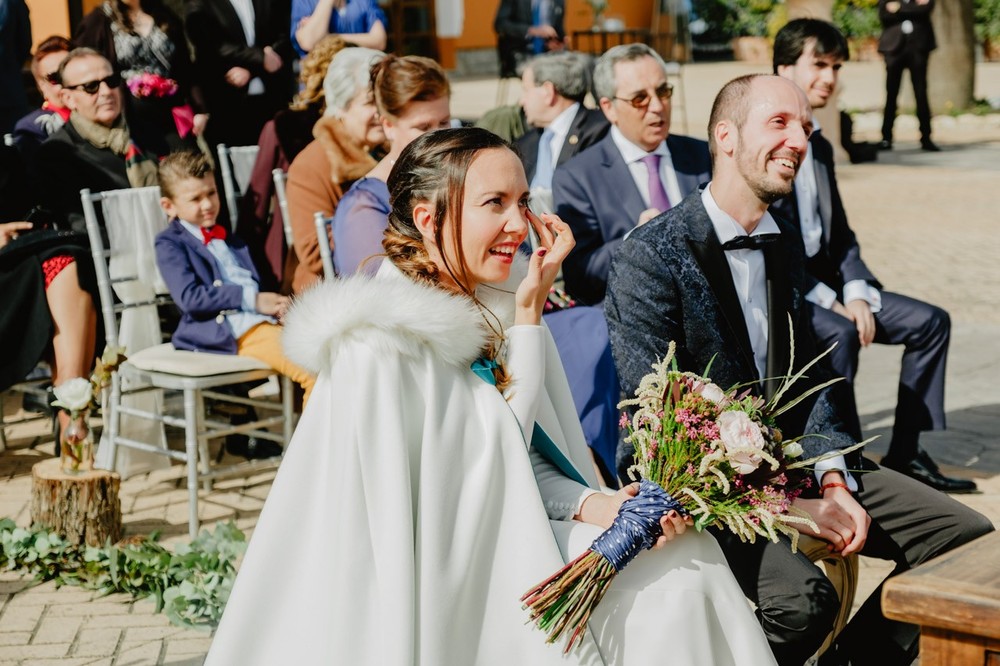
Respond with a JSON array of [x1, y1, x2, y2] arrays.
[[154, 151, 315, 423]]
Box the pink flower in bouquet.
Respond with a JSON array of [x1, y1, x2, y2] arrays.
[[717, 410, 768, 474], [126, 73, 179, 99]]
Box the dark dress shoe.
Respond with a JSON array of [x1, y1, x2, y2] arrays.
[[921, 139, 941, 152], [225, 435, 283, 460], [881, 451, 977, 493], [877, 139, 893, 151]]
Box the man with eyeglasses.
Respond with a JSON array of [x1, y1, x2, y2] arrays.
[[30, 48, 159, 232], [553, 43, 710, 306]]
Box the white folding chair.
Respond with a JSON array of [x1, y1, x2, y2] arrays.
[[216, 144, 260, 233], [272, 168, 294, 248], [313, 212, 335, 280], [82, 187, 294, 538]]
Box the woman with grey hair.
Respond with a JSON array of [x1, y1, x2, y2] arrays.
[[285, 46, 386, 293]]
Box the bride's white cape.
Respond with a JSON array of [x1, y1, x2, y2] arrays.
[[205, 261, 777, 665]]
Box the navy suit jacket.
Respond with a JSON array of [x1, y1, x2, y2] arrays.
[[155, 219, 261, 354], [771, 131, 880, 295], [605, 190, 857, 464], [553, 132, 711, 305], [515, 106, 610, 183]]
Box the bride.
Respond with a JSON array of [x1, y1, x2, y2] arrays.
[[205, 127, 777, 665]]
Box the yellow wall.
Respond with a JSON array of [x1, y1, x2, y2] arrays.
[[25, 0, 71, 48]]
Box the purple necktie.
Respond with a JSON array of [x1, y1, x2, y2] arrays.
[[640, 153, 671, 212]]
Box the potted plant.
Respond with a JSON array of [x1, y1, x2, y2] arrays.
[[975, 0, 1000, 61], [726, 0, 779, 63], [833, 0, 882, 61]]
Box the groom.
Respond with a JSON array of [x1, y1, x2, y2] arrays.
[[605, 74, 992, 666]]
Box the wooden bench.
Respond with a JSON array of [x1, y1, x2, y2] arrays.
[[883, 530, 1000, 666]]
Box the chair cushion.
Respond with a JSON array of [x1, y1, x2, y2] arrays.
[[127, 343, 270, 376]]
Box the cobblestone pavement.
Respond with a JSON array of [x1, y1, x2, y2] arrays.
[[1, 62, 998, 665]]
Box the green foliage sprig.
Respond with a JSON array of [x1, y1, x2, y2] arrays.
[[833, 0, 881, 40], [974, 0, 1000, 41], [0, 518, 246, 629]]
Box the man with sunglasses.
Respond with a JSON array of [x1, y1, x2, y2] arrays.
[[553, 43, 710, 306], [30, 48, 159, 232]]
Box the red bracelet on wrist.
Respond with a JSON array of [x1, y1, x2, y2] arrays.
[[821, 481, 850, 495]]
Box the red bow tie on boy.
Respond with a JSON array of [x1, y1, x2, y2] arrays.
[[201, 225, 227, 245]]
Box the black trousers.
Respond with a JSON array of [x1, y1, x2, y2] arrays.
[[809, 292, 949, 461], [882, 46, 933, 143], [713, 458, 993, 666]]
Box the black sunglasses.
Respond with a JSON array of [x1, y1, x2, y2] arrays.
[[63, 72, 122, 95]]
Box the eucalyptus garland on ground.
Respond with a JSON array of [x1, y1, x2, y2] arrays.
[[0, 518, 246, 629]]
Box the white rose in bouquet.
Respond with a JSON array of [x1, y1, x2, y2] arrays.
[[717, 410, 767, 475], [695, 381, 726, 404], [782, 441, 804, 459], [52, 377, 94, 414]]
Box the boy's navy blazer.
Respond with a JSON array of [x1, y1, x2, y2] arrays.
[[155, 218, 260, 354]]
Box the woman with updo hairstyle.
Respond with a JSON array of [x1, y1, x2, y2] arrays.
[[206, 127, 776, 666], [329, 53, 451, 277], [284, 46, 387, 293]]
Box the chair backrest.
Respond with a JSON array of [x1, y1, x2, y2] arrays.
[[313, 212, 335, 280], [82, 186, 171, 353], [216, 144, 260, 232], [272, 168, 294, 248]]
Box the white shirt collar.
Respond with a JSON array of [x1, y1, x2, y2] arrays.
[[702, 183, 781, 245], [610, 125, 669, 164], [546, 102, 579, 140]]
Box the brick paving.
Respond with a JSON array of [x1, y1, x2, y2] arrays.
[[1, 61, 999, 665]]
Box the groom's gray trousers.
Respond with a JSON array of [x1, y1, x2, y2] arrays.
[[711, 457, 992, 666]]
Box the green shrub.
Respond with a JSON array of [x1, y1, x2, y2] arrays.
[[833, 0, 881, 40]]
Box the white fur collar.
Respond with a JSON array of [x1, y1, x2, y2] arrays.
[[283, 256, 526, 375]]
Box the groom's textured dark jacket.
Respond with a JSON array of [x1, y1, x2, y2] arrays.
[[605, 189, 857, 470]]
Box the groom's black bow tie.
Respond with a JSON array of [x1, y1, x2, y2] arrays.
[[721, 234, 781, 251]]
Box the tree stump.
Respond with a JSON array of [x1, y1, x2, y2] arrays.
[[30, 458, 123, 547]]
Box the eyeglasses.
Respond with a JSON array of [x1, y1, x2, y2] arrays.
[[44, 72, 61, 86], [613, 83, 674, 110], [62, 73, 122, 95]]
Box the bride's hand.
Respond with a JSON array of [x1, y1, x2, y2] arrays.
[[577, 483, 691, 549], [514, 210, 574, 325], [616, 482, 692, 549]]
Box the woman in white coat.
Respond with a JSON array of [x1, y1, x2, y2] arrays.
[[205, 127, 778, 666]]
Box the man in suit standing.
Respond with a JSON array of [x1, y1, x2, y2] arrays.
[[186, 0, 296, 149], [878, 0, 938, 151], [516, 51, 608, 195], [553, 43, 710, 305], [772, 18, 972, 493], [605, 73, 991, 666], [495, 0, 566, 78]]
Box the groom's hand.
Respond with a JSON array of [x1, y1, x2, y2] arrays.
[[791, 487, 870, 556]]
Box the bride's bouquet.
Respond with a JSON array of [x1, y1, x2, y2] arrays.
[[521, 339, 866, 653]]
